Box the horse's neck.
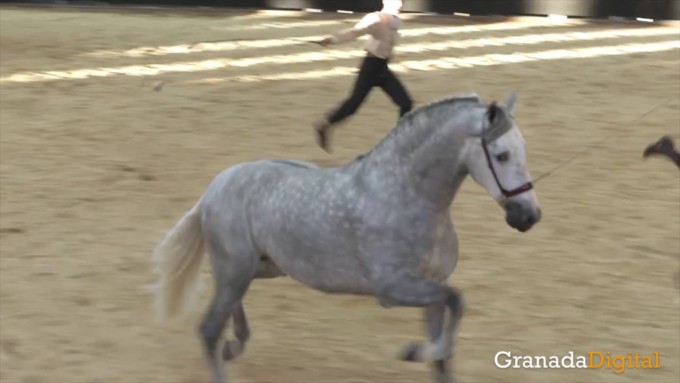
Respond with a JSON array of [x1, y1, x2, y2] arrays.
[[357, 105, 473, 209]]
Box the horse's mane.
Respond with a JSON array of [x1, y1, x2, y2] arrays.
[[399, 93, 482, 127], [356, 93, 483, 160]]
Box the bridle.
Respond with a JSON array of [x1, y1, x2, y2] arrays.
[[474, 96, 671, 200], [480, 137, 534, 198], [481, 103, 534, 199]]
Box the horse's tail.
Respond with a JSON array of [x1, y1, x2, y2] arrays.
[[151, 200, 205, 323]]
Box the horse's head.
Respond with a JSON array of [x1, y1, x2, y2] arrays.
[[464, 92, 541, 232]]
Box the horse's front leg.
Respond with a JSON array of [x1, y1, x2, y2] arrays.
[[425, 303, 454, 383], [377, 275, 464, 383]]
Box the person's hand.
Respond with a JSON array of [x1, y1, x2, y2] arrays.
[[318, 37, 333, 47]]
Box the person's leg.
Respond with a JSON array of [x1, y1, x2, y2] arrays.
[[379, 69, 413, 118], [314, 57, 380, 151], [328, 58, 379, 123]]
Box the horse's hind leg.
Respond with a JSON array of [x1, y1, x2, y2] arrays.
[[199, 284, 244, 383], [221, 256, 284, 362], [199, 230, 257, 383], [222, 302, 249, 361]]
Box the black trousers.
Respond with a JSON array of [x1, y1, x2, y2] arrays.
[[327, 54, 413, 124]]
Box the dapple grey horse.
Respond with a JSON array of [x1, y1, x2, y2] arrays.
[[151, 91, 542, 383]]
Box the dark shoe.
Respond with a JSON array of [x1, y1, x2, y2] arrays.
[[643, 135, 675, 158], [313, 118, 332, 153]]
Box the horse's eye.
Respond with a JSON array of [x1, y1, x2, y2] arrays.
[[495, 152, 510, 163]]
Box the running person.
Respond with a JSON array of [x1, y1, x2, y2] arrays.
[[312, 0, 413, 152]]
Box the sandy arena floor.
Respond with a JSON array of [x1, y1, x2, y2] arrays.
[[0, 6, 679, 383]]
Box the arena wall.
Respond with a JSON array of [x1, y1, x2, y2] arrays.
[[0, 0, 678, 20]]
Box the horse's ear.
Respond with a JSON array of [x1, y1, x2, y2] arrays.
[[485, 101, 512, 140], [487, 101, 507, 125], [505, 91, 517, 115], [487, 101, 499, 123]]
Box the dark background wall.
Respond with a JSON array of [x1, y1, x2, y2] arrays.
[[1, 0, 678, 20]]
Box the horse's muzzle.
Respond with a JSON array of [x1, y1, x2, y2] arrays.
[[504, 200, 541, 232]]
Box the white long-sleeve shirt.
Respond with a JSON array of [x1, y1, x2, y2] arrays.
[[329, 11, 402, 59]]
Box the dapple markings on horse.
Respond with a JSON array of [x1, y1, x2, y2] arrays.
[[151, 91, 542, 383]]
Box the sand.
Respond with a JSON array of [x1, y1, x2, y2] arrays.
[[0, 7, 678, 383]]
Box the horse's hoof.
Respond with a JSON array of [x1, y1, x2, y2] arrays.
[[398, 341, 423, 362], [222, 340, 244, 361], [432, 360, 457, 383], [435, 374, 456, 383], [433, 370, 458, 383]]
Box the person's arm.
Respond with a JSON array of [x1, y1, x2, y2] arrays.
[[319, 13, 380, 46]]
